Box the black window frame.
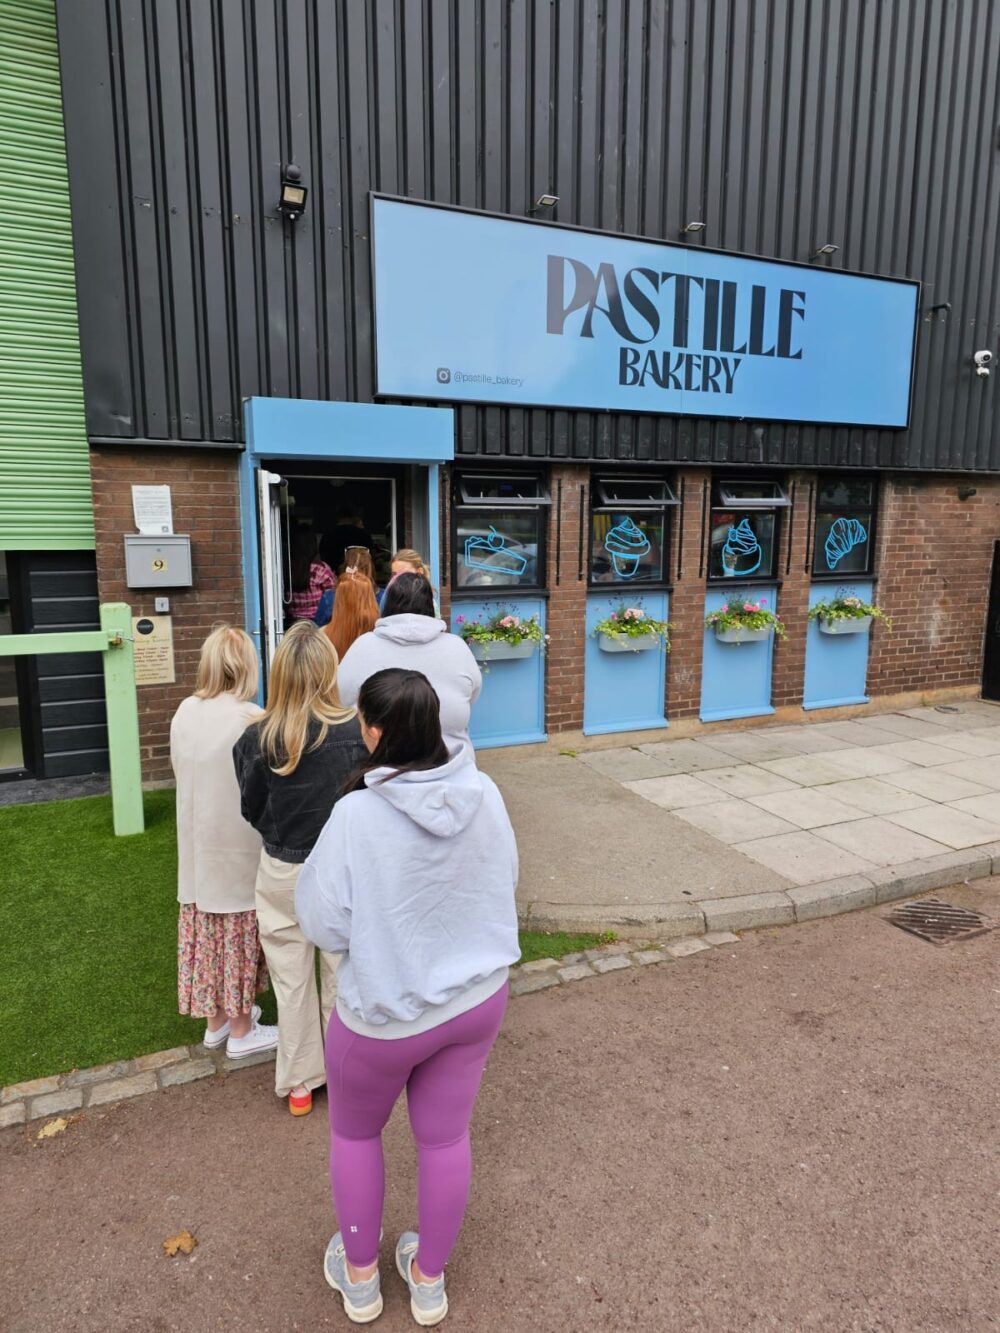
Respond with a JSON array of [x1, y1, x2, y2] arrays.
[[452, 469, 550, 594], [588, 473, 679, 588], [707, 475, 789, 583], [811, 474, 878, 579]]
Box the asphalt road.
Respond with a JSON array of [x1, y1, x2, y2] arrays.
[[2, 882, 998, 1332]]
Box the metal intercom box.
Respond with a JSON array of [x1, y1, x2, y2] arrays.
[[124, 535, 193, 588]]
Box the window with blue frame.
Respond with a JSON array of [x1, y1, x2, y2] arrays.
[[812, 477, 877, 576], [708, 478, 790, 580], [453, 472, 550, 591], [589, 476, 678, 584]]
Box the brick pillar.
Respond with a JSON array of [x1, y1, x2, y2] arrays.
[[771, 470, 814, 708], [89, 445, 246, 783], [666, 468, 711, 719], [544, 465, 588, 733]]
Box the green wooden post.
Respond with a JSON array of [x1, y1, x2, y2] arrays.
[[100, 603, 145, 836]]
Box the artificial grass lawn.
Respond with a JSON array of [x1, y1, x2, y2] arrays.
[[0, 792, 605, 1086]]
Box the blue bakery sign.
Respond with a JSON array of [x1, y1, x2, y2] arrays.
[[372, 197, 919, 428]]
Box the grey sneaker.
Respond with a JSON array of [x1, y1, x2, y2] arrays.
[[324, 1232, 383, 1324], [395, 1232, 448, 1326]]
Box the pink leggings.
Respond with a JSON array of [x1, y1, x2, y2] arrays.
[[326, 984, 508, 1275]]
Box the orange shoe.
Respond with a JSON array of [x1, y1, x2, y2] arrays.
[[288, 1088, 313, 1117]]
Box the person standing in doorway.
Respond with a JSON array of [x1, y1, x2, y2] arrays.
[[323, 569, 379, 663], [233, 621, 366, 1116], [288, 526, 337, 623], [377, 547, 433, 610], [171, 626, 277, 1060], [296, 668, 519, 1325], [338, 573, 481, 756]]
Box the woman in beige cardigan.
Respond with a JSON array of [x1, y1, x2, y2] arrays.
[[171, 626, 278, 1059]]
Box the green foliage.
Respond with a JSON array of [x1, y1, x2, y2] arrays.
[[517, 929, 615, 963], [808, 595, 891, 629], [592, 601, 672, 649], [704, 595, 787, 639], [456, 606, 546, 648]]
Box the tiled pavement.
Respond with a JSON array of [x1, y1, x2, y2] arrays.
[[585, 702, 1000, 886]]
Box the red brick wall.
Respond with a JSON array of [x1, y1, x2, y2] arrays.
[[868, 474, 998, 696], [89, 447, 246, 782], [544, 466, 588, 732], [665, 469, 710, 718]]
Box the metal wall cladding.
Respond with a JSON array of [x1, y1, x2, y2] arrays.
[[0, 0, 95, 549], [56, 0, 1000, 473]]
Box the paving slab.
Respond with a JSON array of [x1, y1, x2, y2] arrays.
[[578, 747, 675, 781], [748, 788, 866, 829], [811, 816, 949, 866], [700, 891, 795, 931], [878, 767, 993, 802], [693, 765, 797, 799], [947, 791, 1000, 824], [758, 754, 858, 786], [755, 726, 851, 754], [672, 799, 798, 844], [902, 706, 997, 731], [807, 720, 904, 747], [635, 739, 740, 772], [857, 712, 965, 741], [869, 738, 969, 767], [624, 773, 725, 809], [923, 729, 1000, 757], [935, 757, 1000, 790], [884, 803, 1000, 849], [732, 831, 877, 885], [690, 732, 807, 763], [820, 747, 916, 779], [815, 777, 928, 816]]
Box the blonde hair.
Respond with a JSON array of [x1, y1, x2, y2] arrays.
[[259, 621, 355, 776], [391, 548, 430, 579], [194, 625, 259, 701]]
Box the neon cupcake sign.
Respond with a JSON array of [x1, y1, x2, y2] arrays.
[[603, 516, 650, 578]]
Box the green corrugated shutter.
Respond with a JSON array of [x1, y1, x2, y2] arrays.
[[0, 0, 94, 550]]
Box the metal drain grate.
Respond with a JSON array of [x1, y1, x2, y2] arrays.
[[885, 897, 996, 946]]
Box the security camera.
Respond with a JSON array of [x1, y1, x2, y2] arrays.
[[974, 349, 993, 377]]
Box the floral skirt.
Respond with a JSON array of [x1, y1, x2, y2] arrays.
[[177, 905, 270, 1019]]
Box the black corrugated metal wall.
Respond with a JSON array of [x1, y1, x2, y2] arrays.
[[57, 0, 1000, 471]]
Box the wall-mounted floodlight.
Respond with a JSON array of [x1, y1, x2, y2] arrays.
[[529, 193, 559, 213], [680, 221, 706, 235], [278, 164, 307, 222], [811, 243, 839, 259]]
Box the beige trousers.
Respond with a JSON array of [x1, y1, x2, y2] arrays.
[[254, 851, 341, 1098]]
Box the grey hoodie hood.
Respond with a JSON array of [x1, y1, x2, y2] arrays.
[[374, 613, 447, 645], [364, 749, 484, 837]]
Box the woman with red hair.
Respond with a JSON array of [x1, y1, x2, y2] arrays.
[[324, 570, 380, 663]]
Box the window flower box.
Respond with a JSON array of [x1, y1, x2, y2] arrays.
[[818, 614, 873, 635], [808, 596, 889, 637], [591, 602, 671, 655], [714, 625, 772, 644], [457, 606, 546, 668], [704, 596, 786, 646], [468, 637, 536, 662], [598, 631, 661, 653]]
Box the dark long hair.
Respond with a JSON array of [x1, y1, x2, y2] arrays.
[[346, 668, 449, 792], [381, 571, 435, 618], [290, 526, 319, 592]]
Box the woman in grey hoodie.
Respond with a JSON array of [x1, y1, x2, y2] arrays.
[[296, 668, 519, 1326], [336, 573, 482, 756]]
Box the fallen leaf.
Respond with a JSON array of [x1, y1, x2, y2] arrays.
[[163, 1230, 198, 1257], [36, 1117, 69, 1140]]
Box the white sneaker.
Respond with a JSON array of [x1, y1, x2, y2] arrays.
[[203, 1004, 261, 1048], [226, 1020, 279, 1059]]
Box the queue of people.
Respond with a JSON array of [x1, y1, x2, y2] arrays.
[[169, 547, 514, 1327]]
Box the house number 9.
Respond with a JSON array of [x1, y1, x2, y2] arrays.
[[152, 558, 167, 572]]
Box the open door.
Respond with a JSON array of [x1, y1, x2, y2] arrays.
[[256, 468, 289, 677]]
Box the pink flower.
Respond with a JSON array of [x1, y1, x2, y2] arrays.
[[610, 613, 619, 621], [456, 615, 465, 624], [759, 597, 769, 606], [623, 609, 634, 620], [633, 608, 645, 618], [743, 602, 755, 612]]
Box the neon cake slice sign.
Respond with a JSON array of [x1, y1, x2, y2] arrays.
[[464, 526, 528, 576]]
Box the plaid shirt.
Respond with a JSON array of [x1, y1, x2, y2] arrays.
[[288, 561, 336, 620]]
